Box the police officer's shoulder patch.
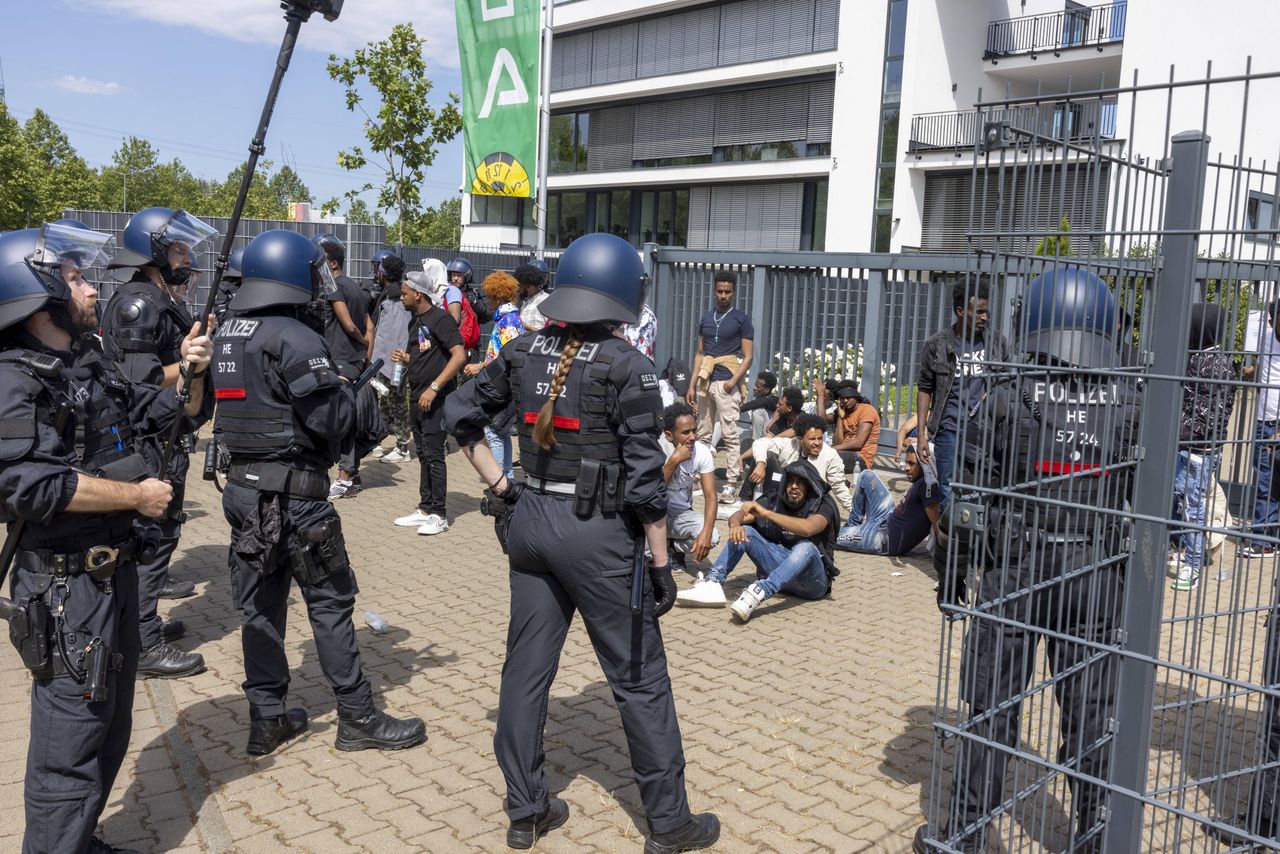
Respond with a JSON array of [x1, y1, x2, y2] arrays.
[[639, 372, 659, 391]]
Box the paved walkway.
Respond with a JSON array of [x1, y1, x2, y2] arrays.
[[0, 450, 947, 853]]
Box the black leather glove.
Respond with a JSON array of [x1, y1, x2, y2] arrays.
[[495, 477, 525, 505], [649, 562, 677, 618]]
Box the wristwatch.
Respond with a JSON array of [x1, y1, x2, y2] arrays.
[[430, 381, 441, 392]]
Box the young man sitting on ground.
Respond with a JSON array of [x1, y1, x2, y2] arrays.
[[723, 413, 852, 519], [733, 386, 804, 506], [740, 371, 780, 443], [677, 460, 840, 622], [837, 442, 940, 556], [662, 402, 720, 570], [816, 381, 882, 473]]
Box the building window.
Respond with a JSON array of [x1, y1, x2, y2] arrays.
[[870, 0, 907, 252], [547, 188, 690, 248], [549, 112, 589, 174], [472, 195, 534, 228], [802, 180, 829, 250], [1247, 191, 1279, 242]]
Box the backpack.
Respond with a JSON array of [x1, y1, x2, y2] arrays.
[[458, 293, 482, 350]]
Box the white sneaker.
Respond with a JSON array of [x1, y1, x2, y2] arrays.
[[369, 445, 387, 459], [719, 485, 739, 501], [381, 448, 410, 464], [328, 479, 353, 500], [716, 500, 741, 520], [730, 582, 767, 623], [417, 514, 450, 536], [676, 573, 727, 608], [395, 509, 433, 527]]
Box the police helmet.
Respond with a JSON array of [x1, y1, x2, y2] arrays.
[[108, 206, 217, 270], [371, 248, 395, 273], [1016, 267, 1117, 369], [527, 257, 550, 276], [540, 233, 645, 325], [0, 223, 113, 333], [231, 229, 338, 312], [225, 247, 246, 281], [446, 257, 473, 284]]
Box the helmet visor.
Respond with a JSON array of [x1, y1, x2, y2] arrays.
[[315, 252, 339, 300], [31, 222, 115, 272], [154, 210, 218, 252]]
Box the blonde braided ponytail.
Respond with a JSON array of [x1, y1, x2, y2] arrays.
[[533, 326, 586, 450]]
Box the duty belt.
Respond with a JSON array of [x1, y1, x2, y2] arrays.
[[228, 461, 329, 500], [17, 538, 136, 581], [525, 476, 576, 496]]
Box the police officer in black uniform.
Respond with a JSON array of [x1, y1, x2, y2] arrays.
[[213, 229, 425, 756], [444, 233, 719, 853], [914, 269, 1139, 854], [100, 206, 216, 679], [0, 223, 211, 854]]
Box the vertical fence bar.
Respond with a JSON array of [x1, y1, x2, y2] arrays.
[[750, 264, 770, 387], [653, 247, 675, 370], [1106, 129, 1211, 854], [862, 268, 887, 408]]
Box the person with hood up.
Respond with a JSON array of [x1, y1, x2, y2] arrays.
[[677, 459, 840, 622]]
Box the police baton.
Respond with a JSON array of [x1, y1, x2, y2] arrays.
[[630, 540, 646, 615], [351, 358, 385, 394], [156, 0, 343, 480]]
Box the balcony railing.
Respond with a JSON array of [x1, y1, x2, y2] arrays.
[[986, 2, 1126, 58], [908, 100, 1119, 153]]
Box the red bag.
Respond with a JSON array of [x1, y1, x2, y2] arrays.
[[458, 295, 481, 350]]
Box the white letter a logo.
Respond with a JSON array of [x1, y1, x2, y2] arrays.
[[478, 49, 529, 119]]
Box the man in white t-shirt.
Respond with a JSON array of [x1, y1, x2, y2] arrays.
[[1245, 305, 1280, 556], [663, 402, 720, 570]]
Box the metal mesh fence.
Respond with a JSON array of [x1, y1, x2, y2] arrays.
[[916, 64, 1280, 853]]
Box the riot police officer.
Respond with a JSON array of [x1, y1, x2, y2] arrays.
[[0, 223, 211, 854], [914, 269, 1139, 854], [213, 229, 425, 756], [443, 233, 719, 853], [101, 206, 216, 679]]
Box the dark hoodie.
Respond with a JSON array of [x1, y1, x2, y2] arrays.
[[1180, 303, 1235, 449], [752, 459, 842, 580]]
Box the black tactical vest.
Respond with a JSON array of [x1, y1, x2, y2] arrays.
[[509, 328, 625, 483], [101, 277, 193, 364], [997, 374, 1138, 536], [212, 315, 327, 462], [0, 349, 147, 481]]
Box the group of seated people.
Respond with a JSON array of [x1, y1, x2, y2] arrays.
[[656, 373, 941, 622]]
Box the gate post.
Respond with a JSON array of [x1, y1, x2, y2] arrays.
[[1106, 129, 1210, 852]]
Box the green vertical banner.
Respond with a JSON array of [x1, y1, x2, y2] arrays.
[[455, 0, 541, 198]]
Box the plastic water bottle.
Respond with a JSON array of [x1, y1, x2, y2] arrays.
[[364, 611, 389, 634], [390, 361, 404, 388]]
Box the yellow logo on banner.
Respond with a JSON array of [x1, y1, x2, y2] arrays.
[[472, 151, 531, 197]]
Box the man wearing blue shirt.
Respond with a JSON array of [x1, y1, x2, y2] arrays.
[[687, 270, 754, 501]]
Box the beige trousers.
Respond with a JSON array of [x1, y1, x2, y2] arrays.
[[696, 377, 743, 488]]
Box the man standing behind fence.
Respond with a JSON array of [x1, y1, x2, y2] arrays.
[[1244, 301, 1280, 557], [688, 271, 754, 502]]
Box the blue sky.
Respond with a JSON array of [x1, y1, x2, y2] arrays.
[[1, 0, 465, 214]]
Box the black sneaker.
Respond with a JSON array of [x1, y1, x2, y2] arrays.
[[1243, 544, 1276, 559], [507, 798, 569, 849], [644, 814, 720, 854], [159, 619, 185, 643], [913, 823, 980, 854], [137, 642, 206, 679], [159, 577, 196, 599], [88, 837, 141, 854], [247, 708, 308, 756], [335, 709, 426, 752]]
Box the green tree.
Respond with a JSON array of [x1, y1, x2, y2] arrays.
[[203, 160, 290, 219], [99, 137, 205, 212], [399, 196, 461, 248], [325, 23, 463, 244], [268, 164, 312, 211], [1033, 216, 1073, 257], [342, 197, 386, 225], [0, 105, 41, 229], [22, 109, 103, 218]]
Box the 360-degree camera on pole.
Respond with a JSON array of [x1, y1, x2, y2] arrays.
[[156, 0, 343, 479]]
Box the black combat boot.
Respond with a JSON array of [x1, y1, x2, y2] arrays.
[[246, 708, 308, 756], [159, 618, 185, 643], [507, 798, 570, 849], [137, 642, 205, 678], [159, 576, 196, 599], [334, 708, 426, 752], [644, 814, 720, 854]]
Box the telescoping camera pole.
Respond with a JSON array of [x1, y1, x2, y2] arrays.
[[158, 1, 341, 477]]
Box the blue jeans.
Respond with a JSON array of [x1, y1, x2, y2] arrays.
[[1253, 420, 1280, 548], [706, 527, 830, 601], [837, 470, 897, 554], [934, 427, 958, 510], [1174, 450, 1218, 572], [486, 426, 513, 480]]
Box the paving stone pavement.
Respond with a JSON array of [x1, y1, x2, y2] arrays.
[[0, 449, 948, 853]]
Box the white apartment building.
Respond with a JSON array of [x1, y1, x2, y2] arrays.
[[460, 0, 1280, 257]]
